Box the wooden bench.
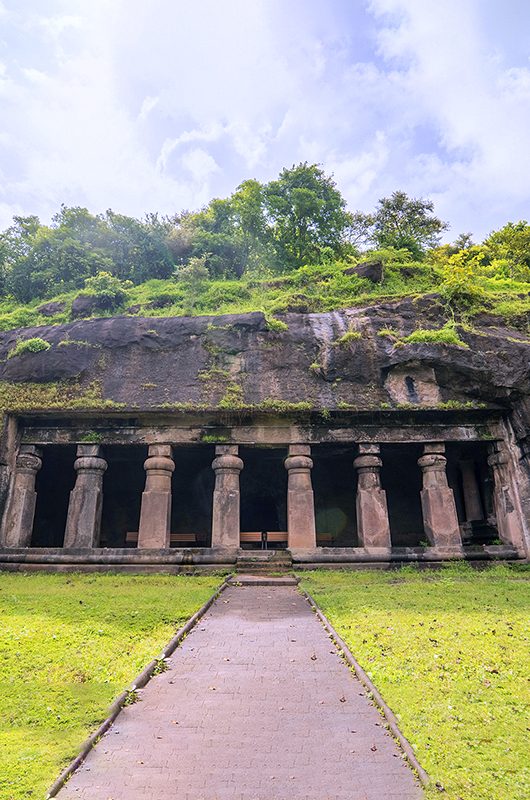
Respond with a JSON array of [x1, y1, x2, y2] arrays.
[[240, 531, 288, 549], [239, 531, 334, 548], [125, 532, 198, 546]]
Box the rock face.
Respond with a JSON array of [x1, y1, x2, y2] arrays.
[[344, 259, 384, 283], [0, 296, 528, 416]]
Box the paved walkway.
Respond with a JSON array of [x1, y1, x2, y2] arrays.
[[60, 585, 422, 800]]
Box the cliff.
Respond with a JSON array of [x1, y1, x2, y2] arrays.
[[0, 296, 528, 417]]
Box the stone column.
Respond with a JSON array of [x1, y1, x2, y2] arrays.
[[63, 445, 107, 549], [353, 444, 391, 549], [1, 445, 42, 548], [284, 445, 316, 549], [418, 443, 462, 551], [488, 444, 526, 553], [211, 445, 243, 549], [459, 459, 484, 522], [137, 444, 174, 549]]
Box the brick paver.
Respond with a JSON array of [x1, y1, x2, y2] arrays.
[[59, 585, 423, 799]]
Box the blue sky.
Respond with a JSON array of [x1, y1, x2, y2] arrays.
[[1, 0, 529, 240]]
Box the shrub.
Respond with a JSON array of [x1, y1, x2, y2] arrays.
[[334, 330, 362, 345], [83, 271, 132, 304], [264, 314, 288, 332], [402, 324, 468, 347], [201, 281, 252, 309], [8, 337, 51, 359]]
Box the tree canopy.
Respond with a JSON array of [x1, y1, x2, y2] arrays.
[[0, 162, 527, 313]]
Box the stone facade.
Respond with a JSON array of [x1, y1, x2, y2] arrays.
[[0, 406, 528, 567], [0, 299, 528, 567]]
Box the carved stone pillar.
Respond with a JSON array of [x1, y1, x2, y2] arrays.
[[64, 445, 107, 549], [418, 443, 462, 551], [353, 444, 391, 549], [488, 444, 526, 553], [211, 445, 243, 549], [284, 445, 316, 549], [1, 445, 42, 548], [459, 459, 484, 522], [137, 444, 174, 549]]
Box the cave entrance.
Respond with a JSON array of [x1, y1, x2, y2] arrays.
[[240, 447, 287, 548], [446, 441, 498, 545], [312, 445, 357, 546], [32, 445, 76, 547], [171, 446, 214, 547], [381, 444, 425, 547], [100, 445, 146, 547]]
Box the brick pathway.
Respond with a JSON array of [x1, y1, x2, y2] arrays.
[[59, 585, 423, 799]]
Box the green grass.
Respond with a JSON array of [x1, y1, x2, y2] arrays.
[[299, 565, 530, 800], [0, 258, 527, 333], [0, 572, 221, 799], [401, 324, 468, 347]]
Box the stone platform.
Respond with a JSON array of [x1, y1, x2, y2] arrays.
[[0, 545, 521, 573]]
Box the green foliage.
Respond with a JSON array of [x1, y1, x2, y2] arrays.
[[0, 573, 220, 799], [0, 175, 529, 328], [484, 221, 530, 281], [264, 162, 351, 269], [334, 329, 362, 345], [77, 431, 103, 443], [217, 382, 244, 410], [301, 566, 530, 800], [0, 380, 126, 412], [7, 337, 51, 358], [78, 271, 132, 312], [402, 324, 468, 347], [257, 398, 312, 412], [178, 255, 210, 314], [352, 191, 448, 258], [436, 249, 486, 310], [264, 314, 288, 332]]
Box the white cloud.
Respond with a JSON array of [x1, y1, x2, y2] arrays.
[[181, 147, 219, 185], [138, 95, 159, 122], [0, 0, 529, 239]]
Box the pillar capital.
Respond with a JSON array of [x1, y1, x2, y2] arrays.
[[15, 446, 42, 476], [487, 450, 509, 469], [423, 442, 446, 454], [284, 454, 313, 472], [353, 454, 382, 472], [212, 453, 243, 474], [358, 443, 381, 455]]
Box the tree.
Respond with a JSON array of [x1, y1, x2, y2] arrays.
[[177, 255, 210, 313], [367, 191, 448, 258], [484, 221, 530, 280], [264, 163, 350, 269]]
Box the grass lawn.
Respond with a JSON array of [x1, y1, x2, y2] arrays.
[[0, 572, 221, 800], [299, 564, 530, 800]]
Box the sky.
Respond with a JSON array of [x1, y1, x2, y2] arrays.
[[1, 0, 529, 240]]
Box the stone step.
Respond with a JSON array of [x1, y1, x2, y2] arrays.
[[229, 573, 299, 586]]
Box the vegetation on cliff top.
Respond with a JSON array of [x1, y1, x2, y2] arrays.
[[0, 163, 528, 332]]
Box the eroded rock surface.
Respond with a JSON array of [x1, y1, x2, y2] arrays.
[[0, 297, 528, 413]]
